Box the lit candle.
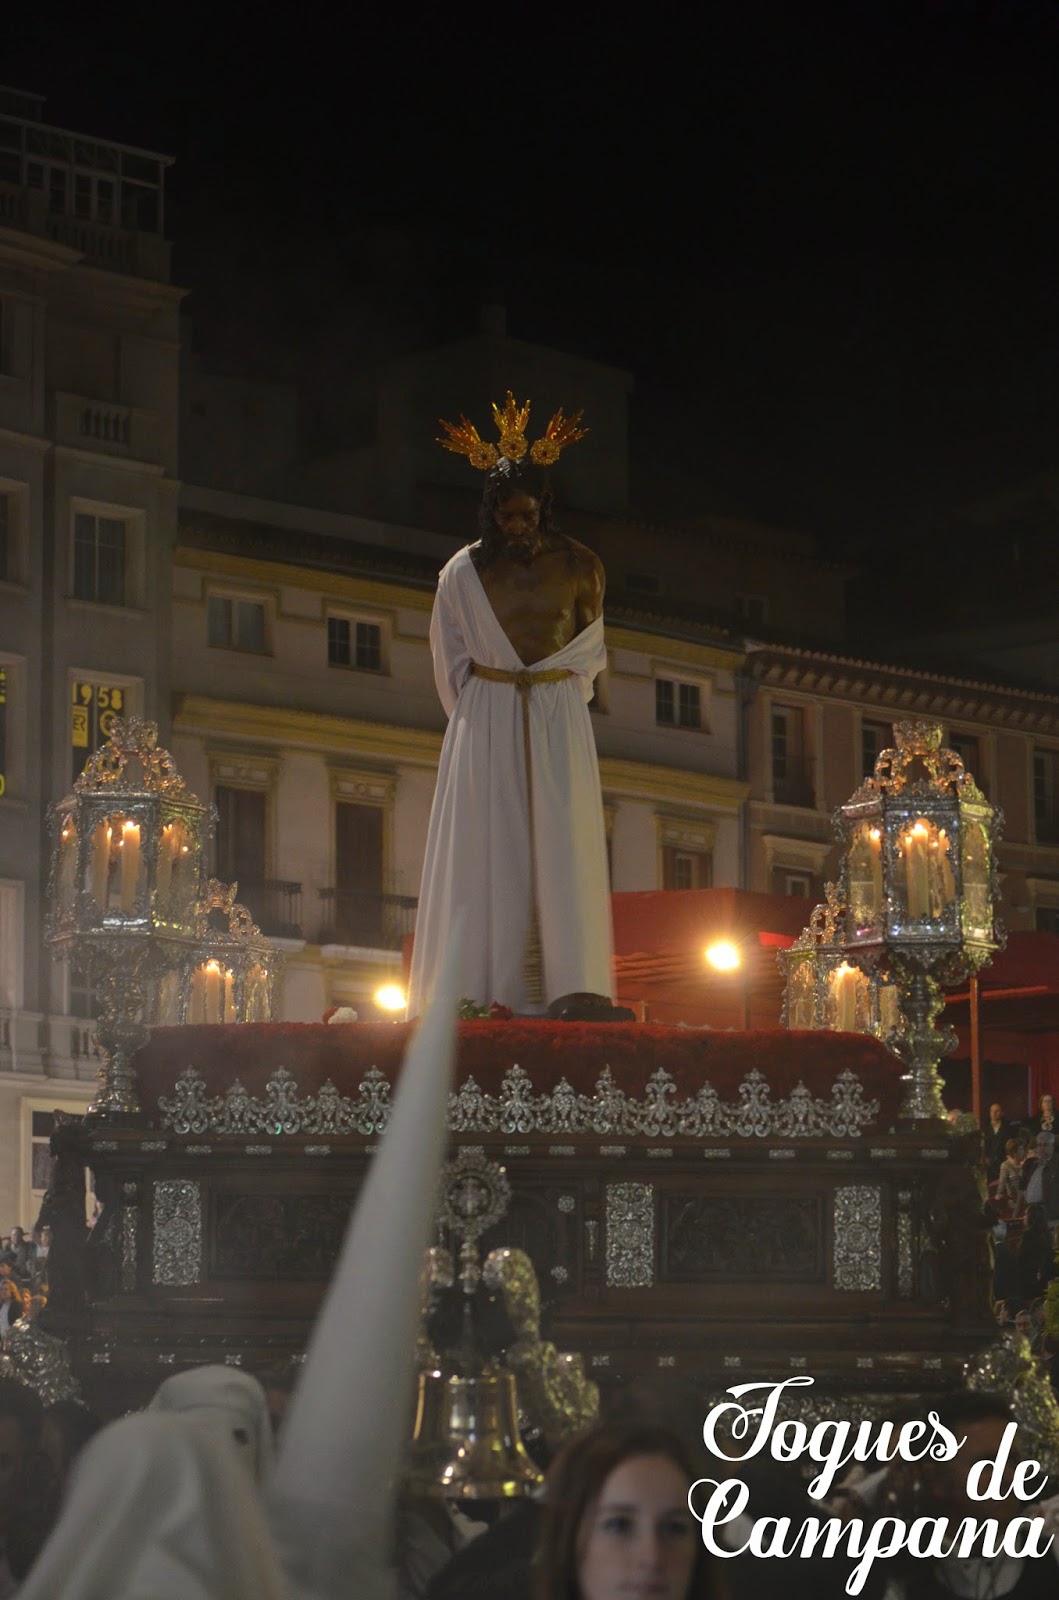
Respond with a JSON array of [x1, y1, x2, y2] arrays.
[[868, 827, 883, 914], [157, 824, 175, 902], [832, 962, 858, 1031], [204, 959, 222, 1023], [90, 821, 111, 909], [119, 819, 141, 913], [936, 829, 956, 907], [903, 820, 931, 919], [59, 822, 77, 900]]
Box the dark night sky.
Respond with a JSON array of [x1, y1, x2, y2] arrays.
[[9, 1, 1059, 550]]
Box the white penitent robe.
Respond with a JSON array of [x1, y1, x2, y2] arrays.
[[407, 545, 613, 1016]]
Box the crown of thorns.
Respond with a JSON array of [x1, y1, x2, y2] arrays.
[[437, 391, 588, 471]]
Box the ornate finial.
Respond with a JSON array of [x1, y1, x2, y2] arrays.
[[529, 406, 589, 466], [437, 414, 500, 471], [791, 882, 846, 951], [438, 392, 589, 471], [194, 878, 262, 941], [72, 717, 190, 799], [491, 392, 531, 460], [848, 720, 986, 805]]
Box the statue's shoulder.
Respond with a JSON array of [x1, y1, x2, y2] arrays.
[[558, 535, 604, 578], [438, 544, 477, 587]]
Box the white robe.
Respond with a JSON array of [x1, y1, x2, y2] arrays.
[[408, 545, 613, 1015]]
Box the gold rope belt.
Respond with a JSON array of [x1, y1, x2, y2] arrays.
[[469, 662, 575, 1001]]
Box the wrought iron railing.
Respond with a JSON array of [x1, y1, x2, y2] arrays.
[[235, 879, 303, 940], [317, 889, 418, 951]]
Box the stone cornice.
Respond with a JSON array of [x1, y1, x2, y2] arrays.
[[749, 646, 1059, 731], [599, 757, 747, 810], [605, 624, 743, 673], [173, 548, 435, 614], [172, 695, 443, 767]]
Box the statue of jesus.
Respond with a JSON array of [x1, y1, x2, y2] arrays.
[[406, 397, 614, 1017]]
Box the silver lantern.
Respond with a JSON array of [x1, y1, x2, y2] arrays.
[[47, 718, 214, 1117], [834, 719, 1002, 1120]]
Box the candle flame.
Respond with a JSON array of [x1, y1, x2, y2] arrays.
[[205, 959, 221, 973], [869, 828, 881, 842]]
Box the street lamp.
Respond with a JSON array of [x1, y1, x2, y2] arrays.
[[704, 939, 749, 1028], [374, 982, 407, 1015]]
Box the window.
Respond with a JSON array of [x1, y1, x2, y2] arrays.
[[73, 512, 126, 605], [326, 802, 386, 944], [861, 720, 891, 780], [948, 731, 980, 782], [781, 870, 815, 898], [656, 678, 702, 729], [327, 617, 382, 671], [1034, 750, 1059, 845], [662, 847, 711, 891], [68, 966, 96, 1021], [208, 596, 267, 653], [1036, 907, 1059, 935], [215, 786, 267, 887], [735, 593, 768, 628], [71, 679, 129, 784], [772, 706, 813, 805], [0, 881, 22, 1008]]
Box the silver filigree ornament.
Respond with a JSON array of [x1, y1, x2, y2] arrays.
[[0, 1320, 82, 1404], [832, 1185, 883, 1292], [435, 1148, 512, 1294], [152, 1179, 203, 1287], [605, 1182, 654, 1288], [159, 1063, 880, 1140]]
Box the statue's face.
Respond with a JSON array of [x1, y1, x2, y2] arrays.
[[493, 491, 542, 558]]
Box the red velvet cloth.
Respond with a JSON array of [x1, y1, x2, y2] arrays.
[[134, 1022, 903, 1129]]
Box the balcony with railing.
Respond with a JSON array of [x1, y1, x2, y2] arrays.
[[317, 890, 418, 951], [235, 880, 303, 941], [53, 392, 161, 464]]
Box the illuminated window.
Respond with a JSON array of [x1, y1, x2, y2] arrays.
[[71, 679, 129, 784]]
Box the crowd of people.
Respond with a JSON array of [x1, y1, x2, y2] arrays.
[[2, 1365, 1057, 1599], [0, 1230, 50, 1348], [978, 1095, 1059, 1378]]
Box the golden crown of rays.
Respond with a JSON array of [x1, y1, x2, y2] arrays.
[[437, 390, 589, 470]]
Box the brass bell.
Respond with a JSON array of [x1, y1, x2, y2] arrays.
[[404, 1366, 544, 1500]]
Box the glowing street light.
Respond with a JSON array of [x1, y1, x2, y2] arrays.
[[704, 939, 741, 973], [374, 982, 407, 1013]]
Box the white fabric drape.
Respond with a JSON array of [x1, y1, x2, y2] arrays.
[[408, 546, 613, 1016], [17, 1413, 290, 1600], [148, 1364, 275, 1481]]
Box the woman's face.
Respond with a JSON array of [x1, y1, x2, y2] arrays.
[[577, 1452, 698, 1600]]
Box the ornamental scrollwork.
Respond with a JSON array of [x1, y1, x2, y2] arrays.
[[158, 1063, 880, 1140]]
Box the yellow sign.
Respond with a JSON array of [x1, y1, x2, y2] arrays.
[[71, 681, 125, 772]]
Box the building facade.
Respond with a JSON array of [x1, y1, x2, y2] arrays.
[[0, 88, 180, 1226]]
